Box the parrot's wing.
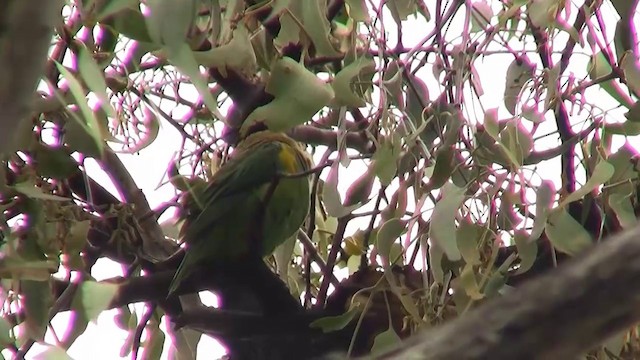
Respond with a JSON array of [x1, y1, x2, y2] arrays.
[[204, 141, 284, 203], [183, 141, 285, 242]]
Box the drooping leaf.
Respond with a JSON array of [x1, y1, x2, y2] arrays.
[[310, 307, 361, 333], [193, 25, 257, 76], [456, 218, 483, 266], [429, 183, 466, 261], [514, 229, 537, 274], [504, 57, 535, 115], [459, 263, 483, 300], [376, 218, 407, 266], [345, 0, 370, 22], [371, 327, 402, 356], [332, 57, 375, 107], [343, 165, 376, 206], [608, 193, 638, 229], [545, 208, 593, 255], [55, 62, 105, 156], [559, 160, 614, 207], [22, 279, 53, 341], [73, 281, 118, 323]]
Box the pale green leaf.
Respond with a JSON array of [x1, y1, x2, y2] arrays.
[[244, 58, 334, 132], [77, 46, 116, 118], [459, 263, 483, 300], [514, 230, 537, 274], [504, 57, 535, 115], [456, 219, 482, 266], [145, 0, 195, 48], [429, 183, 465, 261], [371, 327, 402, 356], [559, 160, 614, 207], [55, 62, 104, 156], [76, 281, 118, 322], [310, 307, 360, 333], [193, 25, 257, 76], [13, 182, 69, 201], [345, 0, 370, 22], [302, 1, 341, 57], [608, 193, 638, 229], [545, 209, 593, 255], [376, 218, 407, 265], [332, 57, 375, 107], [38, 345, 75, 360]]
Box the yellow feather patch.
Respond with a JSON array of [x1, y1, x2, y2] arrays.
[[278, 145, 300, 174]]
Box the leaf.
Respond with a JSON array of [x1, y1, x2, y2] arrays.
[[309, 307, 360, 333], [22, 279, 53, 341], [499, 121, 533, 167], [587, 51, 634, 108], [455, 218, 482, 266], [78, 46, 116, 118], [37, 345, 75, 360], [97, 0, 140, 20], [608, 193, 638, 229], [32, 144, 79, 179], [386, 0, 420, 24], [332, 57, 375, 107], [55, 62, 105, 156], [620, 51, 640, 98], [483, 108, 500, 139], [459, 263, 483, 300], [105, 8, 154, 43], [0, 316, 12, 348], [302, 1, 341, 57], [429, 183, 465, 261], [345, 0, 370, 22], [428, 237, 445, 284], [373, 137, 400, 186], [60, 310, 89, 349], [545, 208, 592, 256], [428, 147, 454, 189], [193, 25, 257, 76], [405, 74, 430, 124], [244, 57, 335, 133], [559, 160, 614, 207], [145, 0, 195, 48], [527, 0, 557, 28], [371, 327, 402, 356], [471, 0, 493, 31], [168, 327, 201, 360], [376, 218, 407, 265], [13, 181, 69, 201], [382, 61, 404, 109], [504, 57, 535, 115], [144, 319, 165, 360], [343, 165, 376, 206], [514, 230, 537, 274], [73, 281, 118, 322]]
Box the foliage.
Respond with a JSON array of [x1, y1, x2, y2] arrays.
[[1, 0, 640, 359]]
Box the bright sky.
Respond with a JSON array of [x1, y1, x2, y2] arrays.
[[7, 1, 635, 359]]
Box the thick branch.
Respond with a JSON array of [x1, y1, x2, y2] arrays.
[[0, 1, 60, 153], [379, 223, 640, 359]]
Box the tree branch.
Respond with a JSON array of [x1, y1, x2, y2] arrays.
[[379, 222, 640, 360], [0, 1, 61, 153]]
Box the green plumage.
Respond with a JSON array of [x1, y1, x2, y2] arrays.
[[168, 131, 312, 295]]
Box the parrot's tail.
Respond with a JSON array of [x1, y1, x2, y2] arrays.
[[167, 255, 191, 297]]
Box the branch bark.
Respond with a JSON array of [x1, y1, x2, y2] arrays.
[[378, 223, 640, 360], [0, 1, 61, 153]]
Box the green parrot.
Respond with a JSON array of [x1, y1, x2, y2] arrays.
[[168, 129, 313, 295]]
